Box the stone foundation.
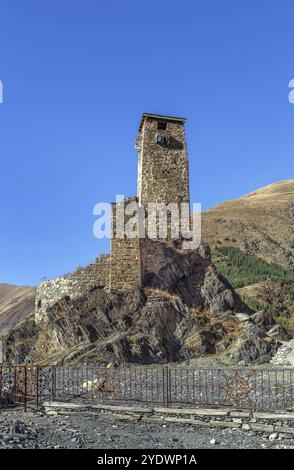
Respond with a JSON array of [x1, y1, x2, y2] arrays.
[[35, 254, 110, 323], [43, 401, 294, 440]]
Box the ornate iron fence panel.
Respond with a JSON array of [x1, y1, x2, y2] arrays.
[[0, 365, 40, 410], [1, 365, 293, 411], [168, 367, 294, 410], [53, 365, 165, 404]]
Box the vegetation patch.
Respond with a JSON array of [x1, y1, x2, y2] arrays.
[[213, 246, 294, 299]]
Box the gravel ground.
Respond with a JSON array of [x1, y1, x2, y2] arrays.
[[0, 408, 293, 449]]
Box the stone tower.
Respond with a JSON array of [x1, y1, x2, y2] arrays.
[[109, 113, 190, 293], [136, 113, 190, 206]]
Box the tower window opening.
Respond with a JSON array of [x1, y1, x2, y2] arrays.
[[156, 134, 167, 145], [157, 121, 167, 130]]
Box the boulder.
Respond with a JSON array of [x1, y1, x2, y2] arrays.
[[235, 313, 251, 322], [230, 322, 279, 364], [250, 310, 276, 331], [266, 324, 288, 340]]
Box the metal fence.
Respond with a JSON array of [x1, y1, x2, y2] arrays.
[[0, 365, 40, 411], [0, 364, 294, 412]]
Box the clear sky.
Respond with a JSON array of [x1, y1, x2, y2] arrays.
[[0, 0, 293, 285]]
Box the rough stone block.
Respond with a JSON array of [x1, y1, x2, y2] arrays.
[[230, 411, 251, 418], [274, 426, 294, 435], [242, 424, 251, 431], [163, 416, 204, 426], [91, 403, 153, 414], [278, 432, 294, 439], [154, 407, 229, 417], [250, 423, 274, 432], [209, 420, 241, 429], [253, 412, 294, 421]]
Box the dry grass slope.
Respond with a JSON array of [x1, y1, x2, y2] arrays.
[[0, 284, 35, 335], [202, 180, 294, 267]]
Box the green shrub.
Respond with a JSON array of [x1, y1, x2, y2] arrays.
[[212, 245, 294, 291], [239, 294, 276, 316], [274, 315, 294, 333]]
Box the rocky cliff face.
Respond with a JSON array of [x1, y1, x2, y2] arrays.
[[1, 243, 279, 366]]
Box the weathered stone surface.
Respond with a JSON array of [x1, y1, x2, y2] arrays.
[[242, 424, 251, 431], [229, 322, 279, 364], [250, 423, 274, 432], [35, 255, 110, 324], [253, 412, 294, 420], [91, 403, 153, 414], [154, 407, 229, 417], [270, 342, 294, 366], [230, 411, 251, 418], [209, 420, 241, 428], [250, 311, 276, 331], [235, 313, 251, 322], [275, 426, 294, 435], [267, 324, 288, 340], [2, 264, 279, 365], [163, 417, 204, 426], [44, 402, 90, 411]]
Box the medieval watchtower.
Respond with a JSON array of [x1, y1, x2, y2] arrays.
[[136, 113, 190, 206], [109, 113, 191, 292]]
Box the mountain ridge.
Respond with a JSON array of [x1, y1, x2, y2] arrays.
[[202, 179, 294, 267], [0, 284, 35, 335]]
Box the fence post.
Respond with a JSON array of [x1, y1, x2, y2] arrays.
[[24, 366, 27, 412], [163, 365, 169, 408], [51, 366, 56, 401]]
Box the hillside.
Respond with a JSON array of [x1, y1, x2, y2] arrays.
[[202, 180, 294, 267], [2, 243, 279, 366], [0, 284, 35, 335], [201, 181, 294, 328]]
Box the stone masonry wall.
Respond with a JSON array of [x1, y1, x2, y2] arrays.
[[137, 118, 190, 206], [109, 115, 192, 293], [109, 197, 142, 292], [35, 254, 110, 324]]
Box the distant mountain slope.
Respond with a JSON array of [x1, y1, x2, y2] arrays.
[[0, 284, 35, 335], [202, 180, 294, 267], [236, 279, 293, 317]]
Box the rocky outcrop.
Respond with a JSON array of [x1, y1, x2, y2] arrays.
[[1, 244, 279, 366], [270, 340, 294, 366], [229, 311, 284, 364]]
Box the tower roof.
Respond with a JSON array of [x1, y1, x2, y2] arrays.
[[139, 113, 186, 131]]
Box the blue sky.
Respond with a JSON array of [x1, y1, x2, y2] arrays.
[[0, 0, 293, 285]]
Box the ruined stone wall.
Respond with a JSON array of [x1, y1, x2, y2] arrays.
[[109, 198, 142, 292], [35, 254, 110, 324], [137, 118, 190, 206], [70, 254, 110, 287]]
